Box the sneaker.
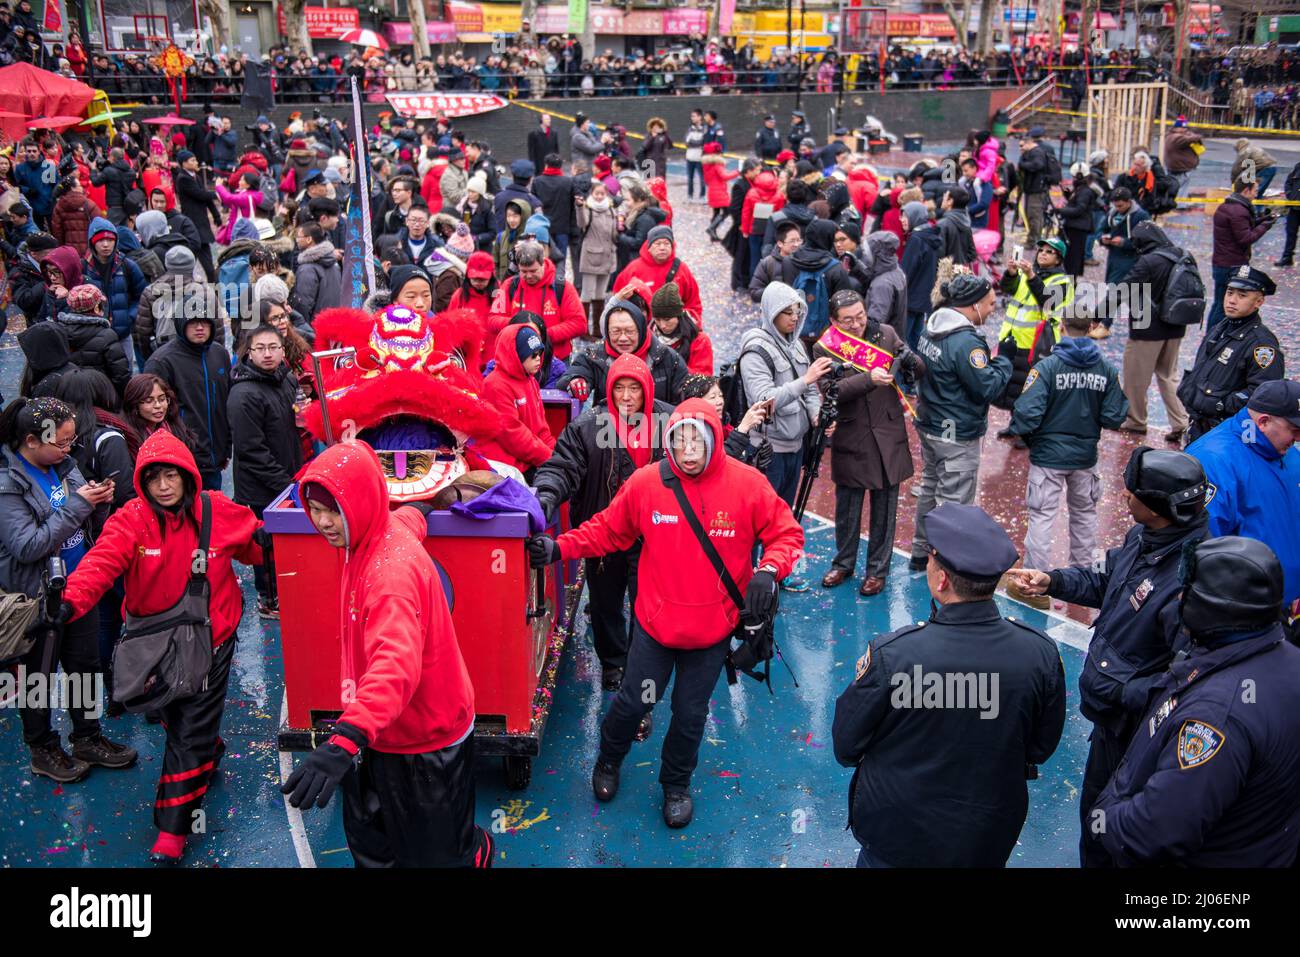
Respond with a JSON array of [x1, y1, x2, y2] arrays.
[[71, 733, 138, 769], [663, 789, 694, 828], [780, 575, 809, 593], [29, 741, 91, 783], [149, 830, 186, 865], [258, 598, 280, 620], [592, 760, 620, 802]]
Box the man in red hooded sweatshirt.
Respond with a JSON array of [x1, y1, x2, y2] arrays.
[[486, 239, 586, 361], [612, 225, 705, 329], [284, 440, 492, 868], [528, 399, 803, 827]]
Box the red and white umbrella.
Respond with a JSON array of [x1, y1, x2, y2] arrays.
[[338, 28, 388, 51]]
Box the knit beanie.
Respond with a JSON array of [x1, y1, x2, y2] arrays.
[[650, 281, 684, 319]]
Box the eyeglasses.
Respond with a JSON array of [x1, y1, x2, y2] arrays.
[[46, 434, 77, 451], [250, 343, 285, 355]]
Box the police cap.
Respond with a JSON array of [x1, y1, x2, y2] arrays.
[[922, 504, 1019, 581], [1224, 265, 1276, 296]]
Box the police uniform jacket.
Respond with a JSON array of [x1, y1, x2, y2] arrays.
[[831, 599, 1067, 867], [1176, 309, 1283, 426], [915, 307, 1014, 442], [1093, 626, 1300, 867], [1008, 336, 1129, 471], [1050, 517, 1210, 735]]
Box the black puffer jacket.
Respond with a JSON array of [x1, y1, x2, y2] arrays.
[[1118, 222, 1187, 343], [227, 358, 302, 513], [558, 300, 687, 405], [19, 322, 78, 397], [49, 311, 132, 395], [143, 316, 232, 474], [533, 398, 674, 527], [7, 255, 53, 324], [89, 158, 138, 212]]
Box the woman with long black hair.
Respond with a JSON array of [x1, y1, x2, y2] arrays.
[[0, 396, 133, 783], [60, 430, 261, 863], [121, 372, 193, 447]]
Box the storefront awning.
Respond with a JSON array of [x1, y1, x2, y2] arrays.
[[382, 21, 458, 46]]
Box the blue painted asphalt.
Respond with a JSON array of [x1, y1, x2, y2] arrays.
[[0, 507, 1091, 868]]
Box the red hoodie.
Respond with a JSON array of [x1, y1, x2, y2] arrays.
[[741, 170, 785, 237], [613, 238, 705, 329], [486, 257, 587, 359], [63, 431, 262, 648], [556, 399, 804, 648], [846, 166, 880, 219], [446, 283, 494, 369], [606, 352, 655, 470], [647, 177, 673, 227], [299, 441, 475, 753], [475, 325, 555, 470], [421, 160, 449, 208]]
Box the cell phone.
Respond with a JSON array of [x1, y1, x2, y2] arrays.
[[1012, 244, 1024, 262]]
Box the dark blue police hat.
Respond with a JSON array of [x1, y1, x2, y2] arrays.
[[510, 158, 536, 180], [921, 503, 1019, 581], [301, 168, 325, 188], [1225, 265, 1276, 296]]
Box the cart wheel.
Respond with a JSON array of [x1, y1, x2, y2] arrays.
[[503, 756, 532, 791]]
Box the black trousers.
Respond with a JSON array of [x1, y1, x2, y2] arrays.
[[598, 622, 730, 790], [1064, 227, 1089, 277], [196, 244, 217, 283], [832, 483, 900, 580], [1079, 724, 1128, 868], [156, 637, 234, 835], [341, 732, 490, 867], [20, 606, 102, 747], [1281, 208, 1300, 262], [585, 548, 639, 670]]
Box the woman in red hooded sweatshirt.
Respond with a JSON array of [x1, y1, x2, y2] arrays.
[[284, 440, 491, 868], [59, 430, 262, 864], [612, 224, 705, 329], [475, 324, 555, 476], [446, 251, 498, 370]]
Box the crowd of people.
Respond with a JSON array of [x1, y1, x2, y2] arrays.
[[0, 78, 1299, 871]]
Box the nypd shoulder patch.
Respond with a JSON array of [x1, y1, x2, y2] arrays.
[[1204, 482, 1217, 506], [970, 348, 989, 369], [1253, 346, 1276, 369], [1023, 368, 1040, 390], [855, 646, 873, 681], [1177, 719, 1226, 770]]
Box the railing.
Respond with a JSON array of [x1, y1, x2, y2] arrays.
[[1165, 75, 1230, 127], [1006, 75, 1057, 125]]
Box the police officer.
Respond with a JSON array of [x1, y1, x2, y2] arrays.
[[1092, 536, 1300, 866], [995, 237, 1076, 422], [1177, 265, 1284, 443], [833, 503, 1067, 867], [1187, 378, 1300, 636], [1008, 446, 1210, 867], [909, 274, 1014, 569], [1006, 307, 1129, 609]]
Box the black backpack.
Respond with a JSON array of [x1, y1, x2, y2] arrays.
[[1043, 149, 1063, 187], [719, 344, 775, 426], [1153, 246, 1207, 326]]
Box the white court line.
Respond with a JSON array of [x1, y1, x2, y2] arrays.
[[279, 689, 318, 868], [802, 508, 1094, 653]]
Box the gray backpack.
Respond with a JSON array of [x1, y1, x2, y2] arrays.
[[111, 494, 214, 712]]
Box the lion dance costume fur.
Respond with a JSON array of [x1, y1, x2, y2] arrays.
[[303, 304, 501, 502]]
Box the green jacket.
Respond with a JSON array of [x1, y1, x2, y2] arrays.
[[915, 307, 1013, 441]]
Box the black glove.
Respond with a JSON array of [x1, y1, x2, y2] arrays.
[[534, 494, 558, 526], [280, 722, 366, 809], [527, 534, 561, 568], [407, 499, 437, 518], [744, 570, 778, 623], [999, 335, 1018, 360], [55, 601, 73, 626]]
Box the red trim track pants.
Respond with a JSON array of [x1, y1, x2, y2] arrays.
[[155, 638, 234, 836]]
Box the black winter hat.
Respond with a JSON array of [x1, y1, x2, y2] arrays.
[[1123, 447, 1207, 525], [1180, 536, 1283, 640], [942, 273, 992, 307]]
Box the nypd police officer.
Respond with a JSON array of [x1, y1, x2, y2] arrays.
[[1176, 265, 1284, 443], [1092, 536, 1300, 867], [1009, 447, 1209, 866], [833, 503, 1067, 867], [908, 274, 1014, 569]]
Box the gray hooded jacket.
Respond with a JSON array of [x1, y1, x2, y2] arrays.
[[738, 282, 823, 453], [863, 232, 908, 343]]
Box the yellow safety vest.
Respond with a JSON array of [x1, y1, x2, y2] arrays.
[[998, 271, 1074, 349]]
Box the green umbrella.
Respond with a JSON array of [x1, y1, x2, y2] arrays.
[[82, 109, 134, 124]]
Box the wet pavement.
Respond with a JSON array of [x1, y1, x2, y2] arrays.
[[1, 135, 1296, 867]]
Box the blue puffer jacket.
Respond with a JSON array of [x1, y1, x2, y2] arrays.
[[14, 158, 57, 217], [83, 216, 147, 340]]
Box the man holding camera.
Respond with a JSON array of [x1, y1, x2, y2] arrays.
[[1207, 178, 1277, 330], [815, 290, 923, 597], [833, 503, 1067, 867], [527, 399, 803, 828]]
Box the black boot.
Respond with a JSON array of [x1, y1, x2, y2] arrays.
[[71, 733, 138, 769], [635, 712, 653, 742], [29, 741, 91, 783], [663, 788, 694, 828], [1276, 257, 1295, 268], [592, 760, 620, 802]]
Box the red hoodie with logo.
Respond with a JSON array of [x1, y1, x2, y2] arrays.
[[741, 170, 786, 237], [613, 236, 705, 329], [486, 255, 588, 359], [299, 440, 475, 753], [556, 399, 804, 648], [475, 324, 555, 470], [63, 430, 262, 648]]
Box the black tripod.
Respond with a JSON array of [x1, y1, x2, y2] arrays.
[[792, 367, 844, 523]]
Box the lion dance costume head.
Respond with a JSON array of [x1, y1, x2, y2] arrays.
[[304, 304, 500, 502]]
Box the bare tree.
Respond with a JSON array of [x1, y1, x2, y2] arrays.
[[940, 0, 974, 43], [974, 0, 996, 56], [197, 0, 230, 52], [280, 0, 312, 54], [409, 0, 432, 60]]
